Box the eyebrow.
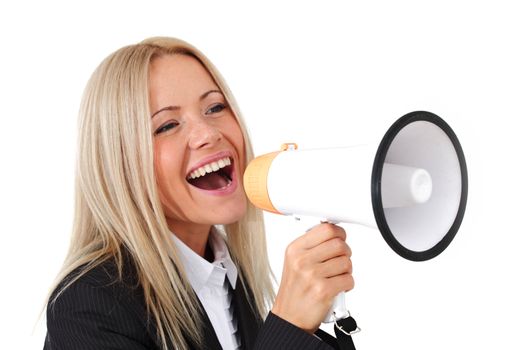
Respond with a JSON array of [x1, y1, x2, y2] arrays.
[[150, 89, 223, 119]]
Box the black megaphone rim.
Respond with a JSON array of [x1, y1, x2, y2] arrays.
[[371, 110, 468, 261]]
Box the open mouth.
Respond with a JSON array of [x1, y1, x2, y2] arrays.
[[186, 157, 234, 191]]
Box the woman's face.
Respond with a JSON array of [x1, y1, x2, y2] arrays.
[[149, 54, 247, 235]]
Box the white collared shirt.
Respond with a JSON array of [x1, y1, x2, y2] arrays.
[[171, 229, 241, 350]]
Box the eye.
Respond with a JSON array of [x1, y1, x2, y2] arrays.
[[154, 121, 180, 135], [205, 103, 227, 115]]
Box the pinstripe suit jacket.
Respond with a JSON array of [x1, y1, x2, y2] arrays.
[[44, 256, 340, 350]]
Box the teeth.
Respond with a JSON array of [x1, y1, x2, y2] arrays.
[[188, 157, 232, 180]]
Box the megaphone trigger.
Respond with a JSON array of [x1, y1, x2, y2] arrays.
[[293, 215, 340, 233]]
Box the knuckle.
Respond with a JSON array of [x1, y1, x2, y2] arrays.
[[322, 224, 337, 237], [332, 239, 348, 255], [305, 267, 318, 280], [326, 224, 340, 237], [296, 256, 307, 270], [290, 258, 299, 271], [326, 224, 346, 239], [342, 257, 353, 273], [285, 244, 297, 259], [345, 275, 355, 291], [336, 226, 347, 240], [312, 283, 329, 301], [348, 259, 353, 274], [341, 242, 352, 258]]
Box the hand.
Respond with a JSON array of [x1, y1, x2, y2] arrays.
[[271, 223, 354, 334]]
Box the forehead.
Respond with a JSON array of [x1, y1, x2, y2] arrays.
[[148, 54, 219, 106]]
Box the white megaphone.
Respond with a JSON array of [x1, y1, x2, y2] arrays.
[[243, 111, 468, 323]]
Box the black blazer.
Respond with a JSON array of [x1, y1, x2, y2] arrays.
[[44, 256, 340, 350]]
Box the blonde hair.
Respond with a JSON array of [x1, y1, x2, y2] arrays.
[[46, 37, 275, 349]]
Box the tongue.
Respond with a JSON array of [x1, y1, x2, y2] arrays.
[[189, 172, 230, 190]]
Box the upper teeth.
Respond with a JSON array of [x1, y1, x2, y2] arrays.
[[188, 157, 232, 179]]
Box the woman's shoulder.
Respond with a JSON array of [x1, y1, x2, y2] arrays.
[[53, 253, 139, 294], [45, 254, 158, 349], [48, 252, 145, 315]]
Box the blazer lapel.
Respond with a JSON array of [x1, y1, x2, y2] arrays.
[[232, 278, 263, 350], [188, 279, 261, 350]]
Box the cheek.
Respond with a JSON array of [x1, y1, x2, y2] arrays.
[[225, 120, 246, 168], [154, 141, 185, 199]]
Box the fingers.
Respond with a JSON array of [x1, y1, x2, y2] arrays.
[[306, 267, 355, 307], [327, 272, 355, 294], [316, 255, 353, 278], [294, 223, 346, 250], [272, 223, 355, 333], [285, 224, 350, 272], [308, 236, 352, 263]]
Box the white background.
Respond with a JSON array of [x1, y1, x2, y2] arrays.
[[1, 1, 524, 349]]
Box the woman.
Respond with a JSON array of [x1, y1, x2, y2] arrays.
[[44, 37, 354, 350]]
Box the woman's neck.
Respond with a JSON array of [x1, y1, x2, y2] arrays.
[[167, 220, 212, 258]]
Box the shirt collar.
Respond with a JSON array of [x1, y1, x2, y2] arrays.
[[171, 227, 238, 292]]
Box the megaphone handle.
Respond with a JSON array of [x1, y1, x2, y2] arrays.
[[323, 291, 349, 322], [293, 216, 352, 324]]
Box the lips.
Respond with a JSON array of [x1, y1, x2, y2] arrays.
[[186, 154, 235, 192]]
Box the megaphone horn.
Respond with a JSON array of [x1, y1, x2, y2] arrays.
[[243, 111, 468, 262]]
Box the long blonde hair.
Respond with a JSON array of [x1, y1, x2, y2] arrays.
[[47, 37, 275, 349]]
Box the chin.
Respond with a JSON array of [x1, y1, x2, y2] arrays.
[[214, 199, 247, 225]]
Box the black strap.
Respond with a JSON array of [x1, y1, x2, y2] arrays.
[[333, 315, 359, 350]]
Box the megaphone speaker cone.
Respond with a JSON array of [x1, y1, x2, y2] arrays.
[[372, 111, 468, 261]]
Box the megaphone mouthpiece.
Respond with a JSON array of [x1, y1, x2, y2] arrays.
[[243, 150, 281, 214]]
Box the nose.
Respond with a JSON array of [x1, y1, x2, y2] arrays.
[[188, 119, 222, 150]]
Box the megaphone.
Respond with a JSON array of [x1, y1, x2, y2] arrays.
[[243, 111, 468, 321]]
